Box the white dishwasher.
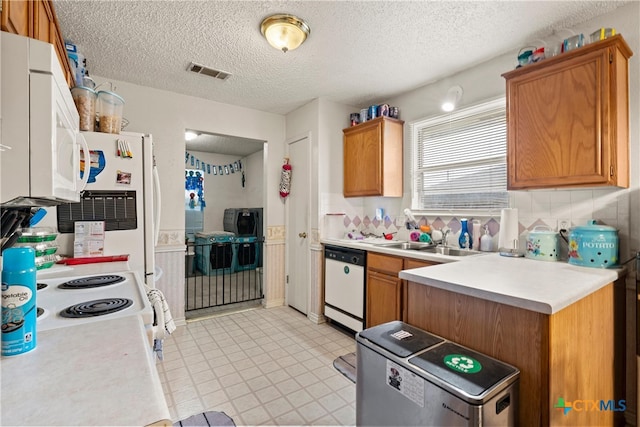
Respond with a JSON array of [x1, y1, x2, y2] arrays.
[[324, 245, 366, 332]]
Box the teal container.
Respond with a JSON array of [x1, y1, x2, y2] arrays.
[[2, 247, 37, 356]]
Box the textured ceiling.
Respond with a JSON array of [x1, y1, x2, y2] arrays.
[[56, 0, 629, 118]]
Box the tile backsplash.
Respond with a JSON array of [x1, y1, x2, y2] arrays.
[[322, 187, 632, 262]]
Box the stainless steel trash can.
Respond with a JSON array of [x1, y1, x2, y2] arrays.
[[356, 321, 519, 426]]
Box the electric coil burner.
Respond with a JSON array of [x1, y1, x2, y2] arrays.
[[60, 298, 133, 318], [37, 283, 48, 291], [35, 270, 152, 331], [58, 275, 126, 289]]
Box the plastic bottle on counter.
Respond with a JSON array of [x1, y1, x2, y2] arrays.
[[472, 220, 481, 250], [1, 247, 37, 356], [480, 225, 493, 252]]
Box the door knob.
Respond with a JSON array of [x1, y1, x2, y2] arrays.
[[298, 232, 307, 238]]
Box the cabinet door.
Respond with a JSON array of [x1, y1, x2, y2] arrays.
[[366, 270, 401, 328], [1, 0, 30, 36], [507, 48, 611, 189], [344, 120, 383, 196], [505, 36, 633, 190]]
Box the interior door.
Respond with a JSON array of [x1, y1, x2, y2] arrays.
[[286, 135, 310, 313]]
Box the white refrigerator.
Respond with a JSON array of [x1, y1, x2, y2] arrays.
[[41, 131, 160, 285]]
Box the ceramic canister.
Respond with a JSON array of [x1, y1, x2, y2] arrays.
[[568, 220, 619, 268], [525, 225, 559, 262]]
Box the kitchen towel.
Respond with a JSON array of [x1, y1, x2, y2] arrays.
[[146, 286, 176, 360], [498, 208, 520, 250]]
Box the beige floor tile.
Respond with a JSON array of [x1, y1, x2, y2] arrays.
[[225, 381, 252, 399], [264, 396, 294, 418], [237, 405, 272, 426], [274, 377, 302, 395], [231, 392, 261, 413], [255, 385, 282, 404], [195, 378, 221, 395], [274, 410, 306, 426], [200, 389, 229, 408], [285, 389, 314, 408], [163, 306, 357, 426], [298, 401, 329, 424]]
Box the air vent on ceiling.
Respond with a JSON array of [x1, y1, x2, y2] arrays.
[[186, 62, 232, 81]]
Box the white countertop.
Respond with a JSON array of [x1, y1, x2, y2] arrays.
[[321, 239, 624, 314], [1, 315, 170, 426], [399, 253, 623, 314]]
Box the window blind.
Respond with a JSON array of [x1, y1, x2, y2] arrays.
[[411, 98, 508, 211]]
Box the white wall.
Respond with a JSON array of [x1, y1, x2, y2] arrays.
[[89, 76, 285, 245], [185, 150, 264, 232]]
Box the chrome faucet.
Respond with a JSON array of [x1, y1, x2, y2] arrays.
[[440, 228, 450, 246]]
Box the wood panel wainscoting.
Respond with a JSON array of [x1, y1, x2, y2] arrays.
[[405, 280, 624, 427]]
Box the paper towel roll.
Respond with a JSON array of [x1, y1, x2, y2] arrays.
[[498, 208, 519, 250]]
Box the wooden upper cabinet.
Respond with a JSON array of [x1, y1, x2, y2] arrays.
[[502, 35, 632, 190], [343, 116, 404, 197], [1, 0, 74, 87], [1, 0, 30, 35]]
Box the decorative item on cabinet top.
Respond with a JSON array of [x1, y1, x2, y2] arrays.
[[349, 104, 399, 126]]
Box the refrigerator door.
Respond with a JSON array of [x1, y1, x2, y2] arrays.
[[44, 131, 155, 284]]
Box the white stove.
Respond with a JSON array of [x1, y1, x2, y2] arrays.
[[35, 269, 153, 332]]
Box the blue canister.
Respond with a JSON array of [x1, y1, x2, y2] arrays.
[[367, 105, 378, 121], [2, 247, 37, 356], [568, 220, 619, 268]]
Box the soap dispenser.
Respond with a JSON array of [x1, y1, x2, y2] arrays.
[[480, 225, 493, 252]]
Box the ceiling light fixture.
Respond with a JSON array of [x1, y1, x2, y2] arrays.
[[260, 14, 310, 53], [185, 131, 199, 141], [441, 85, 463, 112]]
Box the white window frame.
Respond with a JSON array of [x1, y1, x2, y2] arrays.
[[409, 97, 508, 217]]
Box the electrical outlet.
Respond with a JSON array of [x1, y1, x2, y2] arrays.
[[557, 218, 571, 231]]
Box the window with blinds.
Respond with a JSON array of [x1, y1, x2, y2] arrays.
[[410, 97, 508, 212]]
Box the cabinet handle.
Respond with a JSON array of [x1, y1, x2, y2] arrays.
[[298, 232, 307, 238]]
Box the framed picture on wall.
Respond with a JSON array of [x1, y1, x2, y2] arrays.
[[212, 166, 217, 175], [218, 166, 223, 175], [224, 165, 229, 175], [233, 162, 239, 171]]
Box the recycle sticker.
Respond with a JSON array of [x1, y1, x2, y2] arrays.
[[444, 354, 482, 374]]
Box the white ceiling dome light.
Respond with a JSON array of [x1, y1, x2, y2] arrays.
[[260, 14, 311, 53], [441, 85, 463, 112]]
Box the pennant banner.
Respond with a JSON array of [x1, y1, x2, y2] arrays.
[[185, 151, 243, 176]]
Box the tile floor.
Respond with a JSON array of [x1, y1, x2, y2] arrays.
[[156, 306, 357, 426]]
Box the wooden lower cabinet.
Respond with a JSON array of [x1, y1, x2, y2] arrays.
[[366, 252, 438, 328], [405, 280, 623, 427]]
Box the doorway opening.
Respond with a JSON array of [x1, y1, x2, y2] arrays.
[[183, 130, 266, 318]]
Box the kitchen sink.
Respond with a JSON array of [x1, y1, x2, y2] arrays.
[[375, 242, 435, 250], [423, 246, 483, 256], [375, 241, 483, 257]]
